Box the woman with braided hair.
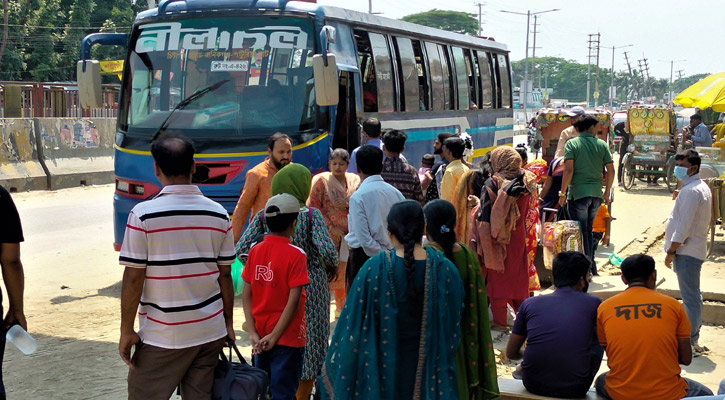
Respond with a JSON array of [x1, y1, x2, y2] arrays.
[[424, 199, 499, 399], [320, 200, 464, 400]]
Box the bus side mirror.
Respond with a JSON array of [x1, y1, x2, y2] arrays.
[[313, 53, 338, 107], [77, 60, 103, 109]]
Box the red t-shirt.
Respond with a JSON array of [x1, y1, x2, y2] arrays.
[[242, 235, 309, 348]]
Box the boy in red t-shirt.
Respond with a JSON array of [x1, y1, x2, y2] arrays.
[[591, 202, 612, 275], [241, 193, 310, 399]]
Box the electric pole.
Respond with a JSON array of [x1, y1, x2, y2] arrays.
[[368, 0, 373, 14], [531, 15, 540, 89], [623, 51, 635, 101], [602, 44, 633, 107], [475, 3, 485, 36], [499, 8, 559, 114], [676, 70, 685, 80], [586, 33, 600, 107]]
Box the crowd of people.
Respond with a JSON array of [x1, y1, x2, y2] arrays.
[[104, 112, 721, 399]]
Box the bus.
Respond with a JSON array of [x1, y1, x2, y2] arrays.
[[77, 0, 514, 250]]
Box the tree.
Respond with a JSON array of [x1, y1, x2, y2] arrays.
[[59, 0, 95, 81], [401, 9, 478, 35], [25, 0, 62, 81]]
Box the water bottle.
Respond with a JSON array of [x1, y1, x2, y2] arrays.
[[6, 325, 38, 355], [609, 253, 624, 267]]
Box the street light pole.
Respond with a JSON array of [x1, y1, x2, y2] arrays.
[[500, 8, 559, 116], [657, 59, 686, 104], [602, 44, 633, 107]]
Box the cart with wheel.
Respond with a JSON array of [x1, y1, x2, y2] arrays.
[[535, 108, 612, 164], [621, 107, 679, 192]]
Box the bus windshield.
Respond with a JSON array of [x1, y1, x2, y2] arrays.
[[120, 16, 316, 138]]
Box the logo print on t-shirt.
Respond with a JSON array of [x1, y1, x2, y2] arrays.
[[614, 303, 662, 320], [255, 262, 274, 282]]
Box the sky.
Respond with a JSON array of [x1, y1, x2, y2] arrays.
[[316, 0, 722, 82]]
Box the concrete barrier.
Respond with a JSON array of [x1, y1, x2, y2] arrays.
[[36, 118, 116, 190], [0, 119, 47, 192]]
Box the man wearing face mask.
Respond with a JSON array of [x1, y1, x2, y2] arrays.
[[664, 149, 712, 356], [505, 251, 602, 398]]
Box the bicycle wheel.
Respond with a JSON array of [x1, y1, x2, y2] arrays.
[[665, 161, 677, 193], [622, 153, 635, 190]]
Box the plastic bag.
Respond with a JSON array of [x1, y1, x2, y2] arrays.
[[231, 258, 244, 296]]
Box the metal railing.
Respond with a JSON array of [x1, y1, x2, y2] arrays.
[[0, 81, 120, 118]]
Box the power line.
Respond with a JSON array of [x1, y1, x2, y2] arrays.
[[3, 23, 131, 30]]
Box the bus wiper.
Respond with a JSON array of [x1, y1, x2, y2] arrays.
[[151, 79, 230, 141]]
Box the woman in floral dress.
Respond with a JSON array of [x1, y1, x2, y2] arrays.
[[236, 163, 338, 399], [307, 148, 360, 316]]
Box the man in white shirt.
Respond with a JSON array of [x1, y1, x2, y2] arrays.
[[345, 145, 404, 289], [664, 149, 712, 355], [554, 106, 586, 158]]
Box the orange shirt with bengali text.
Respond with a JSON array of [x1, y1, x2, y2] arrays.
[[597, 287, 690, 400]]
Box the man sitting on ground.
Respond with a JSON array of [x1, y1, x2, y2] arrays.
[[596, 254, 713, 399], [506, 251, 603, 398]]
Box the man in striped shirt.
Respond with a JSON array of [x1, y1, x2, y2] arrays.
[[119, 133, 236, 399]]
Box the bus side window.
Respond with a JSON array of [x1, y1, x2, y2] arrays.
[[474, 50, 494, 109], [367, 32, 396, 113], [496, 53, 512, 109], [464, 49, 478, 109], [424, 42, 445, 111], [488, 52, 500, 108], [411, 40, 430, 111], [451, 47, 470, 111], [354, 30, 378, 112], [438, 44, 454, 110], [393, 36, 420, 112]]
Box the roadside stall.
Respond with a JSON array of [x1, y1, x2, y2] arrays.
[[620, 106, 678, 192], [535, 108, 612, 163]]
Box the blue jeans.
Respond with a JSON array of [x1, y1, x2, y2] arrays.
[[567, 196, 602, 268], [254, 345, 303, 400], [674, 254, 704, 343], [596, 372, 713, 398], [0, 311, 5, 400], [682, 379, 725, 399]]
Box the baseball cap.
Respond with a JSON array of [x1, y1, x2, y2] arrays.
[[565, 106, 586, 117], [264, 193, 300, 217]]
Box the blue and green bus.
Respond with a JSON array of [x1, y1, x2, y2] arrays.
[[78, 0, 513, 250]]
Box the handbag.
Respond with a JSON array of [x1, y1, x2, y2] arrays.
[[212, 339, 269, 400], [541, 206, 583, 269]]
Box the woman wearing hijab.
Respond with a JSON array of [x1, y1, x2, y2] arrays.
[[307, 149, 360, 316], [236, 163, 338, 399], [424, 200, 499, 400], [471, 146, 537, 327], [320, 201, 464, 400]]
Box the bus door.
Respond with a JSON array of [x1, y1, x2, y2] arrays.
[[332, 70, 359, 153]]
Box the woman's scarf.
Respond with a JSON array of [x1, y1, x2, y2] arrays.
[[490, 146, 537, 195], [270, 163, 311, 206], [320, 247, 464, 400], [310, 171, 360, 211], [426, 243, 499, 399], [453, 171, 474, 243]]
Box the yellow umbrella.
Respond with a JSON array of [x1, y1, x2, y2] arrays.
[[674, 72, 725, 112]]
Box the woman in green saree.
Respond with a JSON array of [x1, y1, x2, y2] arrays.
[[320, 200, 464, 400], [424, 199, 500, 399]]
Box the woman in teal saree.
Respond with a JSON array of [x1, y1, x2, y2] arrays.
[[320, 200, 465, 400], [424, 199, 499, 399]]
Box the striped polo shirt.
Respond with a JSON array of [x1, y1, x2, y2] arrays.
[[119, 185, 236, 349]]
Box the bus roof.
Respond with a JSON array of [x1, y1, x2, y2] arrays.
[[137, 0, 509, 53]]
